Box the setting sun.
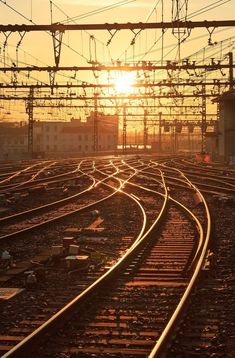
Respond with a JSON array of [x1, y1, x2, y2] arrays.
[[114, 72, 136, 94]]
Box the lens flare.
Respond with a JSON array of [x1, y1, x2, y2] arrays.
[[114, 72, 135, 94]]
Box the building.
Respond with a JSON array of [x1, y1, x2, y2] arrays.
[[0, 113, 119, 160], [0, 122, 28, 160], [217, 90, 235, 161]]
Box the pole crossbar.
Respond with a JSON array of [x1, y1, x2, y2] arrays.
[[0, 20, 235, 32]]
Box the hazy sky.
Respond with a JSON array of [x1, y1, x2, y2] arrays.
[[1, 0, 235, 23], [0, 0, 235, 122], [1, 1, 235, 67]]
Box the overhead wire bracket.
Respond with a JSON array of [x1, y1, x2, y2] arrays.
[[2, 31, 12, 66], [130, 29, 142, 45], [207, 27, 216, 46], [16, 31, 26, 65], [106, 29, 118, 46]]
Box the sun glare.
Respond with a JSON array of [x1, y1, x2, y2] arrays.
[[114, 72, 135, 94]]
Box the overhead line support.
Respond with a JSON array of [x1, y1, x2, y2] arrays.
[[1, 20, 235, 32], [143, 109, 148, 150], [1, 64, 235, 72], [0, 93, 219, 100], [201, 84, 207, 153], [93, 95, 98, 152], [0, 81, 232, 89], [123, 104, 127, 154], [26, 87, 34, 156]]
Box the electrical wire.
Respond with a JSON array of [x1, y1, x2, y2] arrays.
[[0, 0, 88, 62], [187, 0, 232, 20], [125, 0, 233, 62], [59, 0, 136, 23]]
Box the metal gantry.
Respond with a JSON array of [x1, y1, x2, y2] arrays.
[[0, 19, 235, 155], [143, 110, 148, 150], [122, 104, 127, 153], [25, 87, 34, 155], [1, 20, 235, 32], [93, 95, 98, 152], [201, 84, 207, 153]]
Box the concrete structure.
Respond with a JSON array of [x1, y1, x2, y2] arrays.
[[0, 122, 28, 160], [218, 90, 235, 160], [0, 113, 119, 159]]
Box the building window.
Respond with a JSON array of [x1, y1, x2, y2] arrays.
[[46, 125, 50, 131], [77, 135, 81, 140], [54, 135, 57, 141], [84, 134, 88, 141], [46, 135, 49, 141]]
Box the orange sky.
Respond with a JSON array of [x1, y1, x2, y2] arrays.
[[1, 0, 235, 65], [0, 0, 235, 123]]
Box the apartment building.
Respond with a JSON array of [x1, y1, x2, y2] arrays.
[[0, 123, 28, 160], [0, 113, 119, 159]]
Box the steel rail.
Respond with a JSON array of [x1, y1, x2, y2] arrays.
[[0, 161, 51, 186], [174, 159, 235, 182], [0, 162, 83, 191], [170, 161, 235, 181], [0, 163, 141, 241], [0, 166, 115, 241], [122, 171, 203, 265], [0, 161, 57, 193], [149, 160, 235, 194], [3, 161, 206, 358], [0, 159, 211, 358], [0, 164, 95, 226], [1, 164, 166, 358], [129, 160, 211, 356], [148, 169, 211, 358], [0, 161, 84, 192]]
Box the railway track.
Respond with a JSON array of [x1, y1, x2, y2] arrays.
[[2, 159, 167, 356], [0, 161, 122, 240], [1, 156, 234, 357], [0, 157, 212, 358], [0, 161, 93, 219], [0, 161, 57, 190]]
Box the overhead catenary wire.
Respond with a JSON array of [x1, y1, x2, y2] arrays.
[[0, 0, 233, 121], [0, 0, 88, 62], [127, 0, 233, 62], [58, 0, 137, 24]]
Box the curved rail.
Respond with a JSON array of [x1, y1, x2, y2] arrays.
[[1, 166, 168, 358], [148, 171, 211, 357]]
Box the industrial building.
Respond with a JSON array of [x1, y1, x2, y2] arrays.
[[217, 90, 235, 163]]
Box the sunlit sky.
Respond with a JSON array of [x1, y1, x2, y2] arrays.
[[1, 1, 235, 64], [0, 0, 235, 122]]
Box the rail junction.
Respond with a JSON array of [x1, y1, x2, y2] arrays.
[[0, 156, 234, 357]]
